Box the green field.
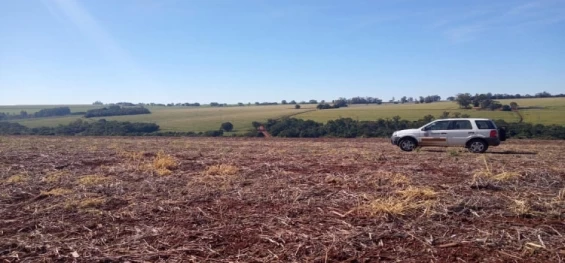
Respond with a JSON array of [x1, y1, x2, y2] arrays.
[[2, 98, 565, 133], [3, 105, 317, 132]]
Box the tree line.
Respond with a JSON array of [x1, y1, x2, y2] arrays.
[[90, 91, 564, 109], [84, 106, 151, 118], [455, 93, 519, 111], [454, 91, 565, 110], [0, 119, 159, 136], [0, 107, 72, 121], [0, 119, 230, 137]]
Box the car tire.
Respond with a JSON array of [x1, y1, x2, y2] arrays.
[[399, 138, 417, 152], [467, 139, 488, 153]]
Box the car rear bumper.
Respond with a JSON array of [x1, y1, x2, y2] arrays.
[[485, 137, 501, 146]]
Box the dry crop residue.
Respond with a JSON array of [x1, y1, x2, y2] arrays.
[[0, 136, 564, 262]]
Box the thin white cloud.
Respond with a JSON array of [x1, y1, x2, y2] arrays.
[[43, 0, 135, 71], [445, 24, 485, 43], [438, 0, 565, 43], [40, 0, 160, 96], [507, 1, 542, 15]]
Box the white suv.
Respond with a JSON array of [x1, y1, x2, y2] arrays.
[[391, 118, 506, 153]]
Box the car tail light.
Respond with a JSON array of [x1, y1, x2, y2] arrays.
[[490, 130, 497, 137]]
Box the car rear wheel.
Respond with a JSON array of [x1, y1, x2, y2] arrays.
[[399, 138, 417, 152], [467, 139, 488, 153]]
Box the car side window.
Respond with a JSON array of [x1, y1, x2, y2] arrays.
[[449, 120, 472, 130], [425, 121, 450, 130]]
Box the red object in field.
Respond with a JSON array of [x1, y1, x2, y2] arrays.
[[258, 125, 272, 138], [490, 130, 497, 137]]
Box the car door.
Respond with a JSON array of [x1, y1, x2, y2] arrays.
[[420, 120, 450, 146], [447, 120, 474, 146]]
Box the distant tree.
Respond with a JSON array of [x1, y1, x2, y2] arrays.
[[408, 97, 414, 103], [281, 100, 288, 105], [252, 121, 262, 128], [419, 96, 425, 103], [255, 102, 260, 105], [447, 96, 455, 101], [34, 107, 72, 118], [299, 101, 306, 104], [295, 104, 301, 109], [289, 100, 297, 104], [308, 99, 318, 104], [317, 103, 329, 110], [455, 93, 472, 108], [535, 91, 552, 98], [479, 99, 493, 109], [510, 102, 519, 110], [488, 101, 502, 111], [238, 102, 244, 106], [84, 106, 150, 118], [472, 93, 487, 107], [400, 96, 407, 104], [116, 102, 136, 106], [221, 122, 234, 132], [501, 105, 512, 111], [20, 111, 28, 118], [93, 101, 104, 105], [333, 98, 348, 108], [422, 115, 435, 123]]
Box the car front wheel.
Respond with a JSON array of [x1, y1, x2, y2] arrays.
[[467, 139, 488, 153], [399, 138, 417, 152]]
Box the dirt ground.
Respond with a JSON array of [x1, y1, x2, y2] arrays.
[[1, 136, 564, 262]]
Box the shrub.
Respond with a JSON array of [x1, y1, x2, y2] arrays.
[[295, 105, 301, 109], [204, 130, 224, 137], [221, 122, 234, 132]]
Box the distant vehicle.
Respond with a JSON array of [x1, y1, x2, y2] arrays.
[[391, 118, 506, 153]]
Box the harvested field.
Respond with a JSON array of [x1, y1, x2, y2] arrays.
[[0, 136, 564, 262]]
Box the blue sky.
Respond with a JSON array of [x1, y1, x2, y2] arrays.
[[1, 0, 564, 105]]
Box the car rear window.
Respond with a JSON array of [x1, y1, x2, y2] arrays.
[[475, 120, 495, 129]]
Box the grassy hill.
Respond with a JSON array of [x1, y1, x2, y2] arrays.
[[2, 97, 564, 133]]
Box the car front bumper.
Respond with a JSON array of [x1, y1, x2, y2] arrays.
[[391, 136, 400, 145]]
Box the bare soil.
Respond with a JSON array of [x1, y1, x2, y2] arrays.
[[1, 136, 564, 262]]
